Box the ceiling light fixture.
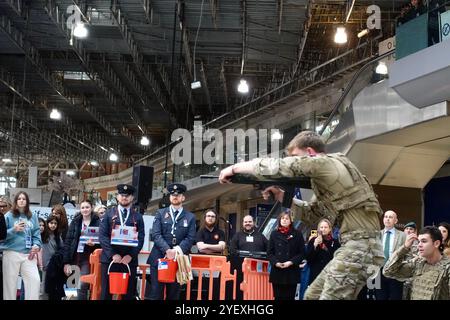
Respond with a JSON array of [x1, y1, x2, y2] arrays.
[[237, 79, 249, 94], [109, 153, 118, 162], [334, 27, 348, 44], [50, 108, 62, 120], [375, 61, 388, 75], [140, 136, 150, 146], [357, 29, 369, 38], [2, 158, 12, 163], [90, 160, 99, 167], [66, 170, 76, 176], [191, 0, 206, 90], [73, 23, 88, 38]]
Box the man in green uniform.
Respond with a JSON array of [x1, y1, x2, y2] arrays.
[[219, 130, 384, 299], [383, 226, 450, 300]]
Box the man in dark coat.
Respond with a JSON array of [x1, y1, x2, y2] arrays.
[[99, 184, 145, 300], [147, 183, 196, 300]]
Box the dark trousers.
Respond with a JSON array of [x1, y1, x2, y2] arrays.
[[272, 283, 297, 300], [101, 263, 137, 300], [375, 273, 403, 300], [148, 264, 180, 300]]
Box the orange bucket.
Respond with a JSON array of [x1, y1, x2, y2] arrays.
[[158, 258, 178, 283], [108, 262, 131, 295]]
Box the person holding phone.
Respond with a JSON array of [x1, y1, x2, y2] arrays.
[[1, 191, 42, 300], [306, 219, 340, 286]]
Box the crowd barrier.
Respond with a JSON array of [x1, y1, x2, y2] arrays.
[[240, 258, 273, 300], [79, 248, 102, 300], [186, 254, 236, 300]]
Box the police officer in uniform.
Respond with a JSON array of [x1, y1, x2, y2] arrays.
[[147, 183, 196, 300], [99, 184, 145, 300], [219, 130, 384, 300]]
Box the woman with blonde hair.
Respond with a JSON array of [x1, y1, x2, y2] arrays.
[[305, 218, 340, 285]]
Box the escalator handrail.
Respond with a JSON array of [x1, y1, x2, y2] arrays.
[[319, 49, 395, 136]]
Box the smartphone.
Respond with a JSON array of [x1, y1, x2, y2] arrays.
[[310, 230, 318, 237]]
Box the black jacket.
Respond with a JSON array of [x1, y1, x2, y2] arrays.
[[0, 213, 6, 241], [63, 213, 100, 265], [306, 236, 340, 285], [267, 227, 305, 285]]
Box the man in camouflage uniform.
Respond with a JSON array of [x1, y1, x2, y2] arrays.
[[383, 226, 450, 300], [219, 130, 384, 299]]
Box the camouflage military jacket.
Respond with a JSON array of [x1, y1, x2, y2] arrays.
[[383, 246, 450, 300], [252, 153, 381, 234]]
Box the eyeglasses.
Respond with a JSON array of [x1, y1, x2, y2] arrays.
[[205, 215, 216, 218], [0, 205, 8, 208]]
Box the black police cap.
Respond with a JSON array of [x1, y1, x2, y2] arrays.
[[117, 184, 135, 195], [167, 183, 187, 195]]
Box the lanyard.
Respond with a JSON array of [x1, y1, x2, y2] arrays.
[[118, 207, 130, 227], [169, 206, 182, 236]]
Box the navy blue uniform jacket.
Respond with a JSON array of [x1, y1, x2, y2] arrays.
[[99, 207, 145, 266], [147, 207, 196, 267]]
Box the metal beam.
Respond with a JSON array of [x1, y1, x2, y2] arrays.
[[110, 0, 176, 124], [199, 60, 212, 114], [44, 0, 147, 149], [220, 61, 230, 112]]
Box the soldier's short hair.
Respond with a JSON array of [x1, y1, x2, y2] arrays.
[[286, 130, 326, 154], [419, 226, 443, 251]]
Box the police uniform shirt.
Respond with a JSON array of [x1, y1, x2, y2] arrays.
[[196, 226, 225, 245]]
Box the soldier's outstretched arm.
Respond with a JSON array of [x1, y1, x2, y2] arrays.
[[383, 246, 416, 281]]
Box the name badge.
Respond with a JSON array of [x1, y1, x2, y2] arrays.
[[183, 219, 188, 227], [246, 236, 254, 243], [111, 225, 139, 247], [77, 241, 85, 253], [25, 234, 32, 249]]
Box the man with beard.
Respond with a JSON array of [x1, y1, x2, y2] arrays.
[[99, 184, 145, 299], [229, 215, 268, 299], [196, 210, 226, 255], [147, 183, 196, 300]]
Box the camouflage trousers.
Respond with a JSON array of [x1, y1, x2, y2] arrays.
[[304, 230, 384, 300]]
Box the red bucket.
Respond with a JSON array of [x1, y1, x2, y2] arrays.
[[158, 258, 178, 283], [108, 262, 131, 295]]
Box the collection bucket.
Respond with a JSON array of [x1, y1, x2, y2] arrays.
[[158, 258, 178, 283], [108, 262, 131, 295]]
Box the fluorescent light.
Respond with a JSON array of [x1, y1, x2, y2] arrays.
[[191, 81, 201, 89], [50, 109, 61, 120], [0, 168, 3, 173], [334, 27, 347, 44], [90, 160, 99, 167], [140, 136, 150, 146], [375, 62, 388, 75], [237, 79, 249, 94], [2, 158, 12, 163], [109, 153, 118, 162], [99, 146, 108, 152], [357, 29, 369, 38], [73, 23, 88, 38], [66, 170, 76, 176]]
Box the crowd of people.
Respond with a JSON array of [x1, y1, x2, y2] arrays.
[[1, 130, 450, 301]]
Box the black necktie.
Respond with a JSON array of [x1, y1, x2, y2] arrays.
[[122, 208, 127, 221]]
